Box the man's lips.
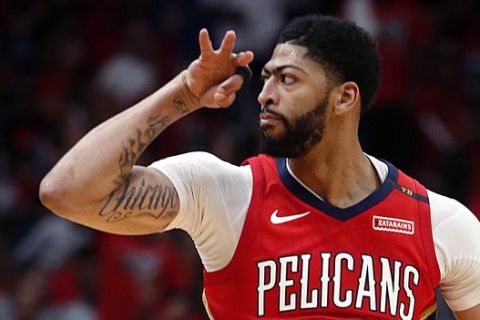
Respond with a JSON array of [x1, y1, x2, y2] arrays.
[[259, 112, 284, 126], [260, 112, 282, 120]]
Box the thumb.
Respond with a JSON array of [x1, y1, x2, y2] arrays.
[[214, 91, 236, 108], [216, 74, 245, 96], [213, 75, 244, 108]]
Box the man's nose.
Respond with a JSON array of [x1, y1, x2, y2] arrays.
[[258, 78, 278, 107]]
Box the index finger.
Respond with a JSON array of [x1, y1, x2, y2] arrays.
[[199, 28, 214, 57], [219, 30, 236, 55]]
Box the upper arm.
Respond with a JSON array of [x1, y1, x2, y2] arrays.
[[454, 304, 480, 320], [148, 151, 253, 271], [429, 190, 480, 312], [65, 165, 180, 235]]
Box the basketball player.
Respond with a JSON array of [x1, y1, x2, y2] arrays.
[[39, 15, 480, 319]]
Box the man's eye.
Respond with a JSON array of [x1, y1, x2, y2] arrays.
[[260, 74, 269, 82], [281, 74, 295, 85]]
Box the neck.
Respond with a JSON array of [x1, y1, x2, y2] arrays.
[[288, 128, 380, 209]]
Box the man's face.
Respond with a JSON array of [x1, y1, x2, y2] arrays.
[[258, 43, 331, 158]]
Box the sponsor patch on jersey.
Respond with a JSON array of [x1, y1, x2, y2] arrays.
[[372, 215, 414, 235]]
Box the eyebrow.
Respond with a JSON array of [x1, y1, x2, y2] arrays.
[[261, 64, 307, 76]]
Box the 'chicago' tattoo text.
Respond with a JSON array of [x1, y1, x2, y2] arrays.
[[99, 178, 177, 223]]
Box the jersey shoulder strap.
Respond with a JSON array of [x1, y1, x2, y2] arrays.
[[388, 164, 441, 286]]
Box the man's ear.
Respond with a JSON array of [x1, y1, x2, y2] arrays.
[[332, 81, 360, 115]]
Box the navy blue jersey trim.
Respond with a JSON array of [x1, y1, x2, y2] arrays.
[[386, 179, 429, 203], [276, 158, 398, 221]]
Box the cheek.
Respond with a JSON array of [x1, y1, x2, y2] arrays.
[[281, 92, 320, 120]]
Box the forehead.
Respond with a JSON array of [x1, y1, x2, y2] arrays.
[[264, 43, 325, 75]]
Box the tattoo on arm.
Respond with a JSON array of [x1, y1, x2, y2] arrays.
[[115, 115, 168, 187], [102, 98, 190, 223], [99, 178, 178, 223], [173, 96, 190, 114]]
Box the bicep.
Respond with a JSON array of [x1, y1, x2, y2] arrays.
[[74, 166, 180, 235]]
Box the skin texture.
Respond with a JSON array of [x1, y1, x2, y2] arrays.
[[259, 45, 329, 158], [259, 44, 330, 140], [39, 29, 479, 318]]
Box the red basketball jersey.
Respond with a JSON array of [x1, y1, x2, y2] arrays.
[[203, 155, 440, 319]]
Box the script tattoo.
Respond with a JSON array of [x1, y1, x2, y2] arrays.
[[99, 178, 177, 223], [115, 115, 167, 187]]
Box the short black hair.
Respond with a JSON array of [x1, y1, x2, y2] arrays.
[[277, 15, 381, 113]]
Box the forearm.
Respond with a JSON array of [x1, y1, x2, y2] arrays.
[[40, 71, 200, 211], [40, 28, 253, 231]]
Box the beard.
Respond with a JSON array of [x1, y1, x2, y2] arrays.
[[259, 99, 328, 158]]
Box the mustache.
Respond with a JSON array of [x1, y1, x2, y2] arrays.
[[260, 106, 286, 119]]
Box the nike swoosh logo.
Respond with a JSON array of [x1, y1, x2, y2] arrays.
[[270, 210, 310, 224]]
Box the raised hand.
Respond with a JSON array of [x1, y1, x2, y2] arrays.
[[184, 29, 254, 108]]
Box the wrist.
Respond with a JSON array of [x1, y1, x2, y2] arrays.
[[178, 71, 202, 110]]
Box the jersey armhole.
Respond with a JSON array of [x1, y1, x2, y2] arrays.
[[203, 156, 265, 284], [414, 179, 442, 287]]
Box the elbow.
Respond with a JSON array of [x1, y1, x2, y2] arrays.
[[39, 174, 72, 218]]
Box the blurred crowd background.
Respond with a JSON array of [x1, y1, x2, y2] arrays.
[[1, 0, 479, 319]]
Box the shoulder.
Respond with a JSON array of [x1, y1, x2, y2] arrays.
[[150, 151, 250, 174], [427, 189, 479, 230], [149, 151, 252, 189], [150, 151, 231, 167], [427, 188, 480, 268]]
